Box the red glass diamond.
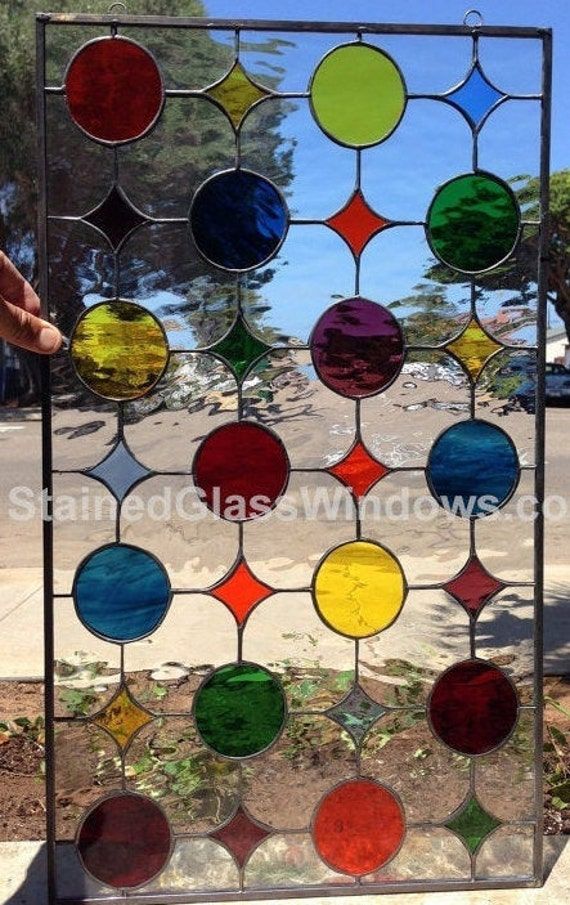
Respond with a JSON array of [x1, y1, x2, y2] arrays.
[[211, 558, 273, 624], [328, 441, 389, 499], [444, 556, 505, 617], [211, 807, 270, 867], [326, 190, 390, 257]]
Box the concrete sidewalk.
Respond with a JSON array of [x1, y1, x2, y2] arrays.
[[0, 838, 568, 905]]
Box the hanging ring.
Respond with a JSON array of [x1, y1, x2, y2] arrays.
[[108, 1, 127, 12], [463, 9, 484, 27]]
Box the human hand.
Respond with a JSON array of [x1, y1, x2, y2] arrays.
[[0, 251, 62, 354]]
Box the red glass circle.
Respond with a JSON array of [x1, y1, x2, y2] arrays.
[[429, 659, 518, 755], [77, 793, 171, 888], [65, 37, 163, 143], [313, 779, 405, 875], [193, 422, 289, 521]]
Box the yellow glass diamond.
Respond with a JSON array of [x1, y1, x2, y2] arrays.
[[93, 686, 152, 750], [445, 318, 502, 380], [206, 62, 270, 129]]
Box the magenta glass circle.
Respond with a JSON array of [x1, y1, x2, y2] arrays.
[[310, 297, 404, 398]]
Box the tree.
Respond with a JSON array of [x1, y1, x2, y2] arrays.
[[0, 0, 294, 403]]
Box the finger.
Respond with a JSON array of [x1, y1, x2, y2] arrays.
[[0, 295, 61, 354], [0, 250, 41, 315]]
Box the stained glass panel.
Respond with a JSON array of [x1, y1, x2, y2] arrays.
[[39, 12, 549, 903]]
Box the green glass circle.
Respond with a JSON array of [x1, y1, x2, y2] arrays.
[[194, 663, 285, 758], [310, 43, 406, 147], [427, 173, 520, 273]]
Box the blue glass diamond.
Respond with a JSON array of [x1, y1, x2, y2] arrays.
[[327, 685, 386, 744], [445, 64, 504, 128], [87, 440, 150, 501]]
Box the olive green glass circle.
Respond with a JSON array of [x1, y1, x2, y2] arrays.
[[70, 300, 169, 401], [310, 43, 406, 147], [194, 663, 286, 758], [426, 172, 520, 273]]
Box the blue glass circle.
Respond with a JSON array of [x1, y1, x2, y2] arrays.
[[190, 169, 288, 271], [74, 544, 171, 642], [427, 420, 519, 518]]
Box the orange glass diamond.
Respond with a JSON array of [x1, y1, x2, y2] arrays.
[[326, 190, 390, 257], [211, 558, 273, 624], [328, 441, 389, 499]]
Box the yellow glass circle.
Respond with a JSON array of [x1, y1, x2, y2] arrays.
[[70, 300, 168, 401], [310, 43, 406, 147], [313, 541, 406, 638]]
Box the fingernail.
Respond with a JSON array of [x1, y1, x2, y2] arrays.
[[38, 324, 62, 353]]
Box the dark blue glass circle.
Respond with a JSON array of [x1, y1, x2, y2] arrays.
[[427, 420, 519, 518], [74, 544, 171, 642], [190, 169, 288, 271]]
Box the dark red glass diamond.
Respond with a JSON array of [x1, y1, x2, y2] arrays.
[[444, 555, 505, 617], [193, 422, 289, 521], [429, 659, 518, 756], [211, 806, 270, 867], [83, 185, 147, 250], [326, 189, 390, 257], [77, 793, 171, 888], [328, 440, 389, 499], [211, 558, 273, 624], [66, 36, 163, 143]]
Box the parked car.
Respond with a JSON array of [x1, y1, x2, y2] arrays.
[[545, 362, 570, 405]]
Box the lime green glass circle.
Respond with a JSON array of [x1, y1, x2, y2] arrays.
[[310, 43, 406, 147], [427, 172, 520, 273]]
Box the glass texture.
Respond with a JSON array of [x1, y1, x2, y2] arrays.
[[326, 189, 390, 257], [445, 64, 504, 127], [210, 807, 271, 867], [92, 685, 152, 750], [190, 170, 288, 271], [427, 173, 520, 272], [443, 555, 506, 617], [194, 663, 286, 757], [327, 440, 389, 499], [327, 685, 387, 743], [427, 420, 519, 516], [446, 318, 502, 380], [206, 62, 270, 129], [429, 659, 518, 755], [86, 439, 150, 502], [73, 543, 171, 642], [313, 540, 406, 638], [445, 795, 501, 854], [65, 36, 163, 143], [310, 44, 406, 146], [211, 316, 271, 380], [313, 780, 405, 875], [310, 297, 405, 398], [193, 422, 289, 521], [210, 558, 274, 625], [70, 301, 168, 401], [77, 793, 171, 888], [82, 184, 147, 249]]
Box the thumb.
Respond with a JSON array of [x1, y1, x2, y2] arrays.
[[0, 295, 62, 354]]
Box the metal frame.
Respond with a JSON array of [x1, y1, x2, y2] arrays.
[[37, 13, 552, 904]]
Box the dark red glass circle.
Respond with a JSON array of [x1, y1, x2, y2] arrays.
[[313, 779, 405, 875], [429, 659, 518, 755], [193, 422, 289, 521], [65, 37, 163, 143], [310, 297, 404, 398], [77, 793, 171, 888]]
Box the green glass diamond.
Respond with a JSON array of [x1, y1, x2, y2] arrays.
[[445, 795, 501, 854], [327, 684, 386, 744], [211, 318, 270, 381]]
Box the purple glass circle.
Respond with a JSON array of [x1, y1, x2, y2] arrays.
[[310, 297, 404, 398]]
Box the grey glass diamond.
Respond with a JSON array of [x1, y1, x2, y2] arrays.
[[327, 685, 387, 744], [87, 440, 150, 501]]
